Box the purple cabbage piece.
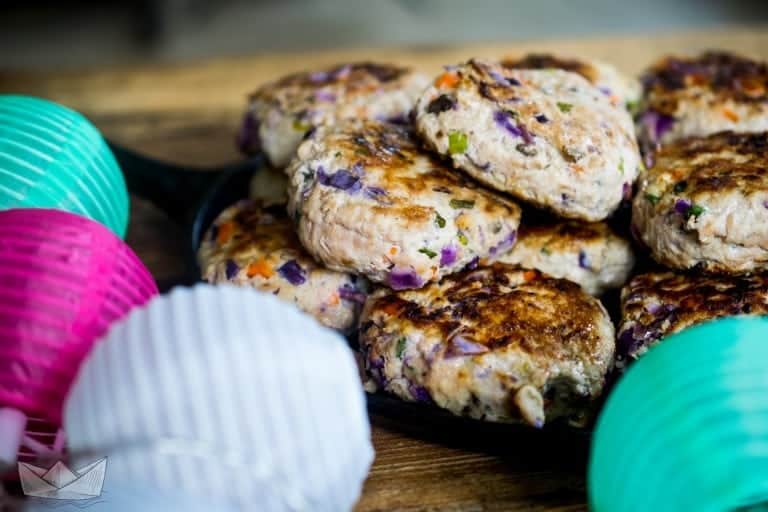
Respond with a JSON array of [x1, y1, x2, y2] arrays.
[[384, 113, 411, 125], [763, 200, 768, 209], [535, 113, 549, 124], [317, 167, 362, 193], [445, 333, 489, 358], [408, 384, 432, 403], [314, 90, 337, 102], [388, 269, 424, 290], [278, 260, 307, 285], [623, 182, 633, 200], [225, 260, 239, 279], [364, 186, 387, 200], [489, 230, 517, 256], [440, 244, 458, 267], [309, 70, 329, 82], [332, 64, 352, 79], [463, 256, 480, 271], [488, 69, 511, 86], [674, 198, 692, 214], [641, 110, 675, 143], [493, 110, 523, 138], [578, 250, 591, 270], [236, 113, 261, 154], [427, 94, 457, 114], [598, 86, 612, 97], [339, 285, 366, 304]]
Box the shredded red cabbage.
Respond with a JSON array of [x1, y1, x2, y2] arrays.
[[388, 269, 423, 290], [674, 198, 692, 214], [641, 110, 675, 143], [463, 256, 480, 271], [314, 90, 337, 102], [236, 113, 261, 154], [339, 285, 366, 304], [278, 260, 307, 285], [439, 244, 458, 267], [408, 384, 432, 403], [225, 260, 239, 279], [364, 186, 387, 200], [535, 113, 549, 123], [317, 167, 362, 193], [623, 182, 633, 200], [763, 200, 768, 209], [445, 333, 489, 358], [309, 70, 330, 83], [493, 110, 523, 137], [578, 250, 591, 269], [489, 230, 517, 256], [598, 86, 612, 97]]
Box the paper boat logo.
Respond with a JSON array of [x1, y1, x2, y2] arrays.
[[18, 458, 107, 500]]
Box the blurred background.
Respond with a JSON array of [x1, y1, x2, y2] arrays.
[[3, 0, 768, 70]]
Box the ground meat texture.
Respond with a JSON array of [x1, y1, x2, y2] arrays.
[[240, 62, 429, 167], [617, 271, 768, 368], [286, 120, 522, 289], [198, 200, 365, 332], [633, 131, 768, 274], [414, 59, 641, 221], [359, 263, 615, 427]]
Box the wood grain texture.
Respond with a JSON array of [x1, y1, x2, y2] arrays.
[[1, 27, 767, 510]]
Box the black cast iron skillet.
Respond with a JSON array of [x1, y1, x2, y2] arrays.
[[112, 142, 593, 447]]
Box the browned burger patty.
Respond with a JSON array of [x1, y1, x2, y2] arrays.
[[632, 131, 768, 274], [616, 271, 768, 368], [638, 51, 768, 165], [359, 263, 615, 428]]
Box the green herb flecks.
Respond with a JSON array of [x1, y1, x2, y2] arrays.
[[457, 232, 469, 246], [645, 193, 661, 205], [292, 119, 312, 132], [618, 157, 625, 175], [396, 337, 407, 358], [686, 204, 706, 220], [419, 247, 437, 259], [450, 198, 475, 209], [435, 212, 446, 228], [541, 247, 551, 255], [448, 131, 468, 154], [557, 102, 573, 113]]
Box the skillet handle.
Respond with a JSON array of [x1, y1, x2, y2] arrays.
[[109, 142, 259, 225]]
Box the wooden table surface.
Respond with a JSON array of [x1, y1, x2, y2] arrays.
[[2, 27, 767, 511]]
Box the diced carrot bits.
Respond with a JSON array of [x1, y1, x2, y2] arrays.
[[246, 259, 274, 278], [216, 222, 235, 245], [328, 292, 340, 306], [434, 72, 460, 88], [381, 302, 401, 316], [523, 270, 538, 282], [389, 246, 399, 256], [723, 107, 740, 122]]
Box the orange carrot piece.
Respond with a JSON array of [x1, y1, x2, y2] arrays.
[[246, 259, 274, 278], [434, 72, 459, 88], [723, 107, 740, 122], [216, 222, 235, 245], [523, 269, 538, 282]]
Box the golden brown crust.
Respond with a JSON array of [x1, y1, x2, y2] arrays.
[[518, 220, 611, 250], [648, 131, 768, 197], [617, 271, 768, 364], [642, 51, 768, 116], [501, 54, 598, 84], [364, 263, 609, 362], [251, 62, 410, 101]]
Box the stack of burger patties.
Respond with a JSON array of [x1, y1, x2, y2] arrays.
[[199, 51, 768, 428]]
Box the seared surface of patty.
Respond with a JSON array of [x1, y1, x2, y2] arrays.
[[198, 200, 366, 332], [498, 220, 635, 295], [286, 121, 522, 289], [414, 59, 640, 221], [239, 62, 429, 167], [617, 271, 768, 367], [500, 53, 640, 109], [249, 164, 289, 206], [638, 51, 768, 164], [359, 263, 615, 427], [633, 131, 768, 274]]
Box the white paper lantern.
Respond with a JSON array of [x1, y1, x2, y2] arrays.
[[58, 284, 373, 511]]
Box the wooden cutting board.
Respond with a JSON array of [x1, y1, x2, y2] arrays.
[[2, 26, 767, 511]]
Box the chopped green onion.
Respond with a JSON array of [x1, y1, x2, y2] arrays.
[[625, 99, 639, 114], [541, 247, 551, 255], [457, 232, 469, 246], [292, 119, 312, 132], [302, 170, 314, 181], [557, 102, 573, 113], [645, 193, 661, 205], [618, 157, 625, 175], [687, 204, 705, 219], [450, 198, 475, 209], [435, 212, 446, 228], [396, 337, 407, 358], [448, 131, 468, 154], [334, 151, 342, 158], [419, 247, 437, 259], [516, 143, 537, 157]]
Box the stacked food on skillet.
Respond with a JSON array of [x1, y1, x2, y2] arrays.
[[198, 52, 768, 428]]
